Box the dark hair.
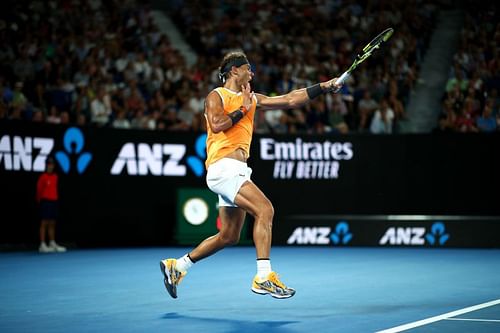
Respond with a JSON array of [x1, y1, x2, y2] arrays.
[[218, 51, 249, 83]]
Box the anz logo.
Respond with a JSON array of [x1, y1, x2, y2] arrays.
[[0, 135, 53, 172], [330, 221, 353, 245], [287, 221, 353, 246], [425, 222, 450, 246], [379, 222, 450, 246], [0, 127, 91, 174], [110, 134, 207, 177], [55, 127, 92, 174]]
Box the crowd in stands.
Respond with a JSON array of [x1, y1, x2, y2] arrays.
[[4, 0, 495, 135], [435, 1, 500, 133], [1, 0, 207, 132], [169, 0, 440, 134]]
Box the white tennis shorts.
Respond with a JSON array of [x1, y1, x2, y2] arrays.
[[206, 158, 253, 207]]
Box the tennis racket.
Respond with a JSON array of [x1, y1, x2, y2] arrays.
[[335, 28, 394, 88]]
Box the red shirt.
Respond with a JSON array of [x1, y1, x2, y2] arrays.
[[37, 172, 58, 202]]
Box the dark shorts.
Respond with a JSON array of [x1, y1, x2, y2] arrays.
[[40, 200, 59, 220]]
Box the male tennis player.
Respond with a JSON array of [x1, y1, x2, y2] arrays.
[[161, 51, 342, 299]]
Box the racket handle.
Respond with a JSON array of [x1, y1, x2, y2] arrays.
[[336, 71, 350, 85]]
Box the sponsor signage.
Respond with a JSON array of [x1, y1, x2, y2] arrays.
[[0, 124, 207, 178], [259, 137, 353, 180], [278, 216, 500, 248], [2, 121, 499, 247]]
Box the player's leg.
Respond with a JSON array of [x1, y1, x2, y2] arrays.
[[189, 206, 246, 261], [234, 181, 296, 299], [233, 182, 273, 259], [160, 206, 246, 299]]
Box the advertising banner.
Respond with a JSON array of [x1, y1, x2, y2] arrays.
[[1, 120, 499, 247], [277, 215, 500, 248], [0, 121, 206, 246]]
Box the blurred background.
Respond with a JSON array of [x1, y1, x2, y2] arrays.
[[0, 0, 499, 250]]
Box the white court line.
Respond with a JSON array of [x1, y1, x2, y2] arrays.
[[375, 298, 500, 333], [445, 318, 500, 323]]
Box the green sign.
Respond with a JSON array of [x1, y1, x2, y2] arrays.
[[176, 188, 219, 245], [176, 187, 253, 245]]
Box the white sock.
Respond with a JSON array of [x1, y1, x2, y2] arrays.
[[257, 259, 271, 280], [175, 254, 194, 272]]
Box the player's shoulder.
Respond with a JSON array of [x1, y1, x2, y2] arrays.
[[207, 88, 223, 98], [205, 89, 224, 107]]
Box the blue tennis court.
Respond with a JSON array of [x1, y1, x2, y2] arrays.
[[1, 247, 499, 333]]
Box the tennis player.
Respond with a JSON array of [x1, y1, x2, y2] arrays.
[[161, 51, 342, 299]]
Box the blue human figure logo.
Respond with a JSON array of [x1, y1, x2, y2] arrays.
[[55, 127, 92, 174], [186, 134, 207, 177], [330, 221, 353, 245], [425, 222, 450, 245]]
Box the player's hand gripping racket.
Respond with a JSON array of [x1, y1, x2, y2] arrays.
[[334, 28, 394, 91]]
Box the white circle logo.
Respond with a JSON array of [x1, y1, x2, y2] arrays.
[[183, 198, 209, 226]]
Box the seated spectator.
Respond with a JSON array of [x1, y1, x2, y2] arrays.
[[357, 90, 379, 131], [12, 82, 28, 112], [46, 106, 61, 124], [60, 111, 70, 125], [112, 110, 131, 129], [32, 109, 44, 123], [90, 87, 112, 127], [476, 105, 496, 133], [328, 95, 350, 134], [454, 106, 478, 133], [370, 99, 395, 134]]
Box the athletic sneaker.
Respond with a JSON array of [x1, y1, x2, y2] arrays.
[[39, 242, 55, 253], [251, 272, 296, 299], [160, 259, 186, 299], [49, 241, 67, 252]]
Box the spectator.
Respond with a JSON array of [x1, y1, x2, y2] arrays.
[[357, 90, 379, 131], [112, 110, 131, 129], [328, 95, 350, 134], [370, 99, 395, 134], [476, 105, 496, 133], [12, 82, 28, 113], [46, 106, 61, 124], [32, 109, 44, 123], [60, 111, 70, 125], [90, 87, 112, 126], [455, 105, 477, 133]]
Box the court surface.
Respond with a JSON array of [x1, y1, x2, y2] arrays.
[[0, 247, 499, 333]]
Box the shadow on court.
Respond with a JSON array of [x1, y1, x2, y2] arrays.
[[162, 312, 298, 333]]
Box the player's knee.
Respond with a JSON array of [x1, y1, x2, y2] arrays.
[[220, 233, 240, 246], [257, 200, 274, 222]]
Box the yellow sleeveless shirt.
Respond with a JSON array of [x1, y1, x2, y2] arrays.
[[205, 87, 257, 168]]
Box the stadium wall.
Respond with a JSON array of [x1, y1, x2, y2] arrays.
[[1, 121, 499, 248]]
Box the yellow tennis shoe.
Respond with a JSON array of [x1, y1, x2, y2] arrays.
[[251, 272, 296, 299], [160, 259, 186, 299]]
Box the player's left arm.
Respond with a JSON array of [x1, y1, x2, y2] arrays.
[[255, 77, 342, 111]]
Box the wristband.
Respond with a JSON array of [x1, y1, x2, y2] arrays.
[[228, 108, 245, 125], [306, 83, 324, 99]]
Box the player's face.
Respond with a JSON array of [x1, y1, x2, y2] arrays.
[[238, 64, 254, 83]]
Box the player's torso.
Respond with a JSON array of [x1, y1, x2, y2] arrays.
[[205, 87, 257, 167]]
